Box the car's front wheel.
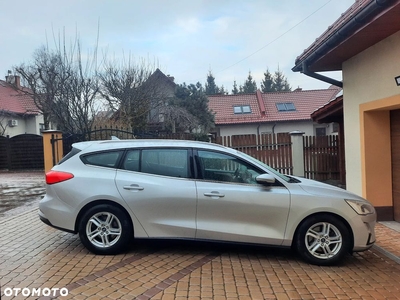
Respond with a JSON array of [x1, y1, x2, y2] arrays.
[[294, 214, 351, 265], [78, 204, 133, 254]]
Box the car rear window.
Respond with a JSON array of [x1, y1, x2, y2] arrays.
[[57, 147, 81, 165], [81, 150, 124, 168]]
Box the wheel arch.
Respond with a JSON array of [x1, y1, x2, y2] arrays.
[[291, 212, 354, 252], [74, 199, 134, 235]]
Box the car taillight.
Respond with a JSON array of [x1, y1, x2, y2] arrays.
[[46, 171, 74, 184]]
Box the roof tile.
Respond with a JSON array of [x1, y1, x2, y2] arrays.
[[0, 80, 40, 115], [208, 87, 340, 125]]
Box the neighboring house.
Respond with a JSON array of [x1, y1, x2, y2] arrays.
[[292, 0, 400, 221], [0, 75, 43, 137], [146, 68, 176, 131], [208, 86, 341, 138], [96, 69, 176, 133]]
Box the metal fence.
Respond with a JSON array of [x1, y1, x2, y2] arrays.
[[0, 134, 44, 170]]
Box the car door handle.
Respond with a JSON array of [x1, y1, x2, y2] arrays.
[[204, 191, 225, 198], [123, 184, 144, 191]]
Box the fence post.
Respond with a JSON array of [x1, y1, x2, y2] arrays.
[[290, 131, 305, 177], [42, 130, 63, 173]]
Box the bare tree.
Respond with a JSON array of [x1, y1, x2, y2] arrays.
[[0, 110, 12, 136], [15, 38, 103, 136], [16, 46, 72, 130], [99, 59, 172, 133], [159, 105, 199, 133], [51, 41, 102, 135]]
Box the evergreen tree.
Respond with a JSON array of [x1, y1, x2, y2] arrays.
[[242, 72, 257, 93], [205, 71, 219, 95], [232, 80, 239, 95], [272, 67, 291, 92], [261, 68, 274, 92], [174, 82, 214, 133]]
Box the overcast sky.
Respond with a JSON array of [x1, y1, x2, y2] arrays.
[[0, 0, 354, 92]]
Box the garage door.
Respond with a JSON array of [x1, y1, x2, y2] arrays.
[[390, 109, 400, 221]]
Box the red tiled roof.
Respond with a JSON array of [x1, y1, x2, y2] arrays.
[[293, 0, 400, 72], [295, 0, 372, 65], [208, 87, 341, 125], [0, 80, 40, 115]]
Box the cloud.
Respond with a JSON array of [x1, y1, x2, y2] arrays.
[[0, 0, 354, 91]]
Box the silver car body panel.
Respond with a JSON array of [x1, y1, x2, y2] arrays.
[[115, 169, 197, 238], [195, 181, 290, 245], [39, 139, 376, 252]]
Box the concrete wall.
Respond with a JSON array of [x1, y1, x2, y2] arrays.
[[342, 30, 400, 206]]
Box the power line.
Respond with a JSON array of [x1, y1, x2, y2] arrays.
[[216, 0, 332, 74]]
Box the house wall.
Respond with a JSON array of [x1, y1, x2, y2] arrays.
[[2, 115, 43, 137], [342, 30, 400, 213], [216, 120, 334, 137]]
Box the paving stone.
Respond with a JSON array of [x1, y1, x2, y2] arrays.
[[1, 207, 400, 299]]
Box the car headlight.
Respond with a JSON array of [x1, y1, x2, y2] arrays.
[[345, 199, 375, 215]]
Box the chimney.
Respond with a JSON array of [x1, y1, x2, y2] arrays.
[[15, 75, 21, 88], [5, 72, 21, 89], [256, 89, 266, 116]]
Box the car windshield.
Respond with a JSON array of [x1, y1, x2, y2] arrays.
[[238, 151, 291, 182]]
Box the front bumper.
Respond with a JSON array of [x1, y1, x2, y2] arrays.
[[352, 213, 376, 252]]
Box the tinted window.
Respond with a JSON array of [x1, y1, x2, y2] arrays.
[[142, 149, 189, 178], [121, 150, 140, 172], [197, 150, 262, 184], [81, 151, 123, 168], [58, 147, 81, 165]]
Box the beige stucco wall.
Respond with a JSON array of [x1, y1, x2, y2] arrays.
[[342, 30, 400, 198]]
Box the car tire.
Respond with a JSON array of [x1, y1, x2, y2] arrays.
[[294, 214, 351, 265], [78, 204, 133, 255]]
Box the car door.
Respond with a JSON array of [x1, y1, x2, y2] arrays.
[[115, 148, 197, 238], [195, 150, 290, 245]]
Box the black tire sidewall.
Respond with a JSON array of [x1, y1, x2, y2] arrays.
[[78, 204, 133, 255], [295, 214, 351, 266]]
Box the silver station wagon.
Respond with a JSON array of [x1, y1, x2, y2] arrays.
[[39, 139, 376, 265]]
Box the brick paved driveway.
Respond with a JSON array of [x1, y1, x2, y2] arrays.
[[1, 208, 400, 300]]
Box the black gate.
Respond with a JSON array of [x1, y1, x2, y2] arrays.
[[0, 134, 44, 170], [61, 127, 136, 155], [55, 126, 197, 157]]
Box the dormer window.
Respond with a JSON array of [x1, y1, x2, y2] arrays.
[[276, 102, 296, 111], [233, 105, 252, 114]]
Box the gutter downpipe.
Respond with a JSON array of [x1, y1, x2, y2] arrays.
[[301, 62, 343, 88], [295, 0, 389, 88]]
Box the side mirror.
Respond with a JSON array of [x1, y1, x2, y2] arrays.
[[256, 174, 276, 184]]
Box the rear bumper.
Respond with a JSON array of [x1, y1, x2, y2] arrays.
[[39, 210, 76, 234]]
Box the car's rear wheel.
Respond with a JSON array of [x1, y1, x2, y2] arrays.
[[295, 214, 351, 265], [78, 204, 133, 254]]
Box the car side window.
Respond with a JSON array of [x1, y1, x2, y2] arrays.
[[197, 150, 263, 184], [81, 150, 123, 168], [122, 150, 140, 172], [141, 149, 189, 178]]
